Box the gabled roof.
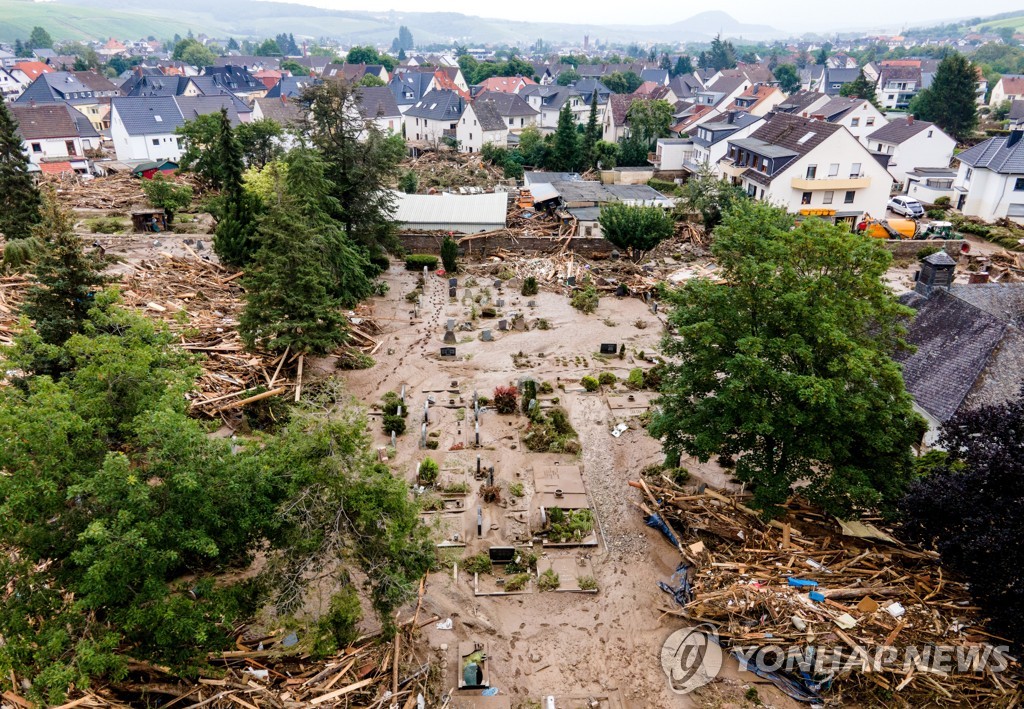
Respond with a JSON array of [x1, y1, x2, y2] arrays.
[[253, 96, 304, 126], [174, 95, 249, 125], [72, 70, 120, 93], [956, 133, 1024, 174], [639, 68, 669, 85], [9, 103, 94, 140], [475, 75, 535, 93], [111, 96, 185, 135], [878, 65, 921, 84], [572, 78, 611, 101], [389, 71, 435, 106], [199, 65, 263, 93], [733, 112, 842, 185], [997, 75, 1024, 96], [607, 94, 637, 126], [867, 116, 939, 145], [123, 74, 191, 97], [214, 56, 279, 71], [13, 61, 52, 81], [14, 71, 113, 104], [405, 89, 466, 121], [323, 63, 387, 81], [470, 99, 507, 131], [265, 76, 320, 99], [356, 85, 401, 119], [776, 90, 827, 115], [474, 91, 538, 118], [691, 111, 762, 147], [520, 84, 578, 110]]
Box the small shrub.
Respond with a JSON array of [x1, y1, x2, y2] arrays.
[[382, 391, 406, 417], [538, 381, 553, 395], [311, 583, 362, 657], [917, 246, 941, 261], [405, 254, 439, 271], [443, 481, 470, 493], [570, 284, 599, 314], [480, 484, 502, 503], [493, 385, 519, 414], [536, 318, 550, 330], [505, 550, 538, 574], [520, 379, 537, 413], [626, 368, 645, 390], [89, 217, 125, 234], [598, 371, 616, 387], [538, 569, 560, 591], [522, 276, 539, 296], [926, 208, 947, 219], [336, 349, 375, 370], [425, 438, 439, 450], [463, 553, 492, 575], [405, 288, 423, 303], [373, 281, 389, 296], [418, 457, 439, 484], [383, 414, 406, 436], [509, 482, 525, 498], [577, 575, 598, 591], [504, 573, 531, 592], [581, 376, 600, 392], [441, 236, 459, 273], [934, 196, 951, 208]]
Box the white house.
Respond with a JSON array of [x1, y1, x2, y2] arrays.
[[354, 86, 402, 134], [905, 167, 958, 204], [404, 89, 466, 146], [809, 96, 888, 142], [457, 101, 508, 152], [953, 130, 1024, 222], [110, 96, 185, 162], [989, 75, 1024, 106], [875, 65, 921, 111], [9, 103, 99, 174], [472, 91, 539, 133], [649, 138, 694, 171], [863, 117, 955, 190], [684, 111, 763, 176], [0, 67, 21, 101], [722, 113, 893, 226]]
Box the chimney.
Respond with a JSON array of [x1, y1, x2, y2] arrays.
[[915, 250, 957, 297], [727, 111, 735, 123]]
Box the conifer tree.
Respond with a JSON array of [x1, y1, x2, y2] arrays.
[[551, 103, 580, 172], [212, 109, 260, 267], [0, 101, 42, 242], [582, 90, 601, 170], [909, 52, 978, 142]]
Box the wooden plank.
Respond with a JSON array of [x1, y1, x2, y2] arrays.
[[308, 678, 376, 705]]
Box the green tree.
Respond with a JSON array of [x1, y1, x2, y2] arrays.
[[626, 98, 673, 149], [0, 101, 42, 242], [592, 140, 619, 169], [582, 90, 601, 169], [441, 235, 459, 273], [839, 68, 879, 106], [281, 58, 306, 75], [213, 109, 260, 267], [141, 174, 193, 224], [556, 68, 581, 85], [28, 26, 53, 50], [398, 169, 418, 193], [19, 193, 108, 358], [672, 55, 694, 77], [226, 36, 240, 51], [773, 63, 800, 93], [603, 71, 643, 94], [255, 38, 281, 56], [172, 37, 215, 67], [237, 117, 284, 168], [599, 203, 675, 261], [677, 162, 746, 231], [359, 73, 386, 87], [708, 34, 737, 71], [550, 103, 580, 172], [650, 201, 925, 518], [175, 113, 224, 188], [909, 52, 979, 142], [345, 45, 395, 71]]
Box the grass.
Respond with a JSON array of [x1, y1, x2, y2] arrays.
[[0, 0, 192, 41]]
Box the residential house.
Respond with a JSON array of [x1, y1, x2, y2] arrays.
[[990, 74, 1024, 106], [16, 70, 120, 104], [952, 130, 1024, 221], [473, 91, 539, 132], [723, 83, 786, 117], [692, 74, 750, 109], [648, 138, 695, 172], [809, 96, 887, 141], [520, 84, 605, 131], [875, 64, 922, 110], [722, 112, 893, 226], [864, 116, 955, 189], [670, 102, 719, 135], [776, 90, 831, 118], [253, 69, 283, 91], [633, 82, 678, 105], [251, 96, 304, 127], [404, 89, 466, 145], [827, 53, 858, 69], [198, 66, 265, 101], [389, 71, 438, 114], [820, 67, 861, 95], [668, 72, 704, 100], [0, 48, 15, 68], [214, 56, 280, 72], [292, 56, 329, 76], [639, 68, 669, 86], [111, 95, 248, 162], [683, 111, 764, 175], [897, 255, 1024, 445], [0, 67, 22, 101], [603, 94, 636, 143], [905, 167, 959, 204], [354, 85, 402, 134], [10, 61, 53, 91], [457, 100, 508, 152], [10, 102, 100, 174], [323, 63, 390, 83], [474, 75, 535, 94], [265, 76, 320, 99]]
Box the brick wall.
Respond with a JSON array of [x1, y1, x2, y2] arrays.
[[401, 233, 615, 258]]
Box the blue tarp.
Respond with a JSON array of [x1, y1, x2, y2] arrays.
[[658, 563, 693, 606], [645, 513, 679, 547]]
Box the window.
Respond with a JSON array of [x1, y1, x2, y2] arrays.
[[509, 118, 514, 126], [844, 190, 855, 204], [801, 191, 812, 205], [31, 142, 42, 153], [823, 191, 834, 204], [877, 143, 883, 151], [850, 163, 861, 177], [469, 133, 473, 140], [759, 188, 764, 199], [1015, 178, 1024, 191], [851, 117, 859, 127], [965, 167, 973, 180], [828, 163, 839, 176], [927, 130, 933, 138], [806, 165, 817, 179], [585, 226, 593, 236], [152, 138, 159, 146], [65, 140, 76, 155], [747, 183, 756, 197], [888, 94, 894, 100], [866, 117, 875, 126]]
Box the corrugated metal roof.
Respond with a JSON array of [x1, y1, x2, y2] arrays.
[[392, 191, 507, 230]]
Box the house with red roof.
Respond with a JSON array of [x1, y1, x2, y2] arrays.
[[474, 75, 535, 94]]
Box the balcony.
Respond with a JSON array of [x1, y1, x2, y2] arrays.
[[790, 175, 871, 190], [647, 151, 661, 166], [719, 159, 749, 179]]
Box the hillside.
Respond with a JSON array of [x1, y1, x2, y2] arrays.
[[0, 0, 192, 42]]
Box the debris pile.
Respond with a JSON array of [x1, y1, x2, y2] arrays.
[[403, 149, 506, 192], [48, 172, 149, 212], [632, 479, 1022, 706], [0, 275, 27, 347]]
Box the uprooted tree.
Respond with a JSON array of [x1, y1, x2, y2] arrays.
[[900, 389, 1024, 647], [649, 201, 926, 518]]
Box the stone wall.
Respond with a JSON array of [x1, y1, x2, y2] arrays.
[[401, 233, 614, 258], [882, 239, 965, 258]]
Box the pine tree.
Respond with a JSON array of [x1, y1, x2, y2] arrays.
[[21, 192, 109, 350], [672, 56, 693, 78], [909, 52, 978, 142], [582, 91, 601, 170], [0, 101, 42, 242], [839, 69, 879, 107], [213, 110, 260, 267], [551, 104, 580, 172], [239, 202, 348, 355]]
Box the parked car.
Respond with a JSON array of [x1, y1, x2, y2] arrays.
[[888, 196, 925, 217]]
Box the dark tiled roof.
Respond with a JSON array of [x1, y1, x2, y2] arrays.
[[123, 74, 191, 97], [691, 111, 761, 147], [405, 89, 465, 121], [254, 97, 304, 126], [811, 96, 865, 121], [111, 96, 185, 135], [867, 117, 935, 144], [1009, 99, 1024, 121], [389, 72, 434, 106], [356, 86, 401, 119], [640, 68, 669, 85], [607, 94, 636, 126], [471, 99, 507, 131], [897, 288, 1012, 422], [777, 91, 827, 115], [474, 91, 538, 117], [736, 113, 842, 185], [572, 78, 611, 102], [10, 103, 82, 139], [879, 65, 922, 84], [956, 134, 1024, 174], [174, 95, 249, 125], [214, 56, 279, 70], [265, 76, 320, 98], [72, 70, 120, 93]]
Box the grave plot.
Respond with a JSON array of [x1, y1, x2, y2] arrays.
[[536, 552, 598, 594], [531, 464, 599, 547], [468, 545, 539, 596]]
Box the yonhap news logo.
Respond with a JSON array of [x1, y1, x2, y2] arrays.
[[660, 625, 724, 694]]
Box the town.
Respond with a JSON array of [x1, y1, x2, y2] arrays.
[[1, 3, 1024, 708]]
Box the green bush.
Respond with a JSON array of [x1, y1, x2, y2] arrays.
[[934, 196, 951, 208], [311, 584, 362, 657], [504, 573, 531, 592], [598, 371, 616, 387], [522, 276, 539, 296], [509, 482, 525, 498], [463, 552, 492, 575], [382, 391, 406, 417], [539, 381, 554, 394], [626, 368, 645, 390], [521, 379, 538, 414], [440, 236, 459, 273], [570, 284, 599, 314], [916, 246, 941, 261], [577, 575, 598, 591], [581, 376, 600, 392], [538, 568, 560, 591], [89, 217, 125, 234], [548, 508, 594, 543], [418, 457, 439, 484], [926, 208, 947, 220], [505, 549, 537, 574], [405, 254, 439, 271], [523, 406, 579, 453], [383, 414, 406, 436]]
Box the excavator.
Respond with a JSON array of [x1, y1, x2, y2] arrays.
[[856, 215, 958, 240]]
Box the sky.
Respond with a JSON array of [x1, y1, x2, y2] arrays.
[[269, 0, 1024, 33]]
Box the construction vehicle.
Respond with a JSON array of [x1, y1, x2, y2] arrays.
[[856, 216, 960, 240]]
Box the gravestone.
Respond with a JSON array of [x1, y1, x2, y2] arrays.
[[449, 287, 457, 298], [497, 298, 505, 308], [512, 315, 527, 331], [616, 284, 628, 297], [481, 330, 493, 341], [600, 343, 618, 355], [447, 319, 455, 330], [449, 277, 458, 288], [567, 276, 576, 287], [443, 330, 457, 344], [440, 347, 457, 360], [497, 319, 508, 331], [527, 300, 537, 307], [493, 280, 502, 289]]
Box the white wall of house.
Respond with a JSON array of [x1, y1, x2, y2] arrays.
[[652, 139, 693, 171], [739, 130, 893, 221], [955, 163, 1024, 223], [455, 105, 508, 152], [407, 114, 458, 146], [0, 69, 22, 101], [831, 102, 887, 141], [691, 121, 763, 176], [906, 176, 956, 204], [22, 135, 85, 164], [110, 106, 182, 161], [990, 78, 1023, 106], [877, 79, 918, 110], [867, 128, 955, 189]]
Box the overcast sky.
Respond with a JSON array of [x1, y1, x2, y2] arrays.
[[273, 0, 1022, 34]]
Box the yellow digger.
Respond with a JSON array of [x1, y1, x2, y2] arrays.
[[856, 216, 958, 240]]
